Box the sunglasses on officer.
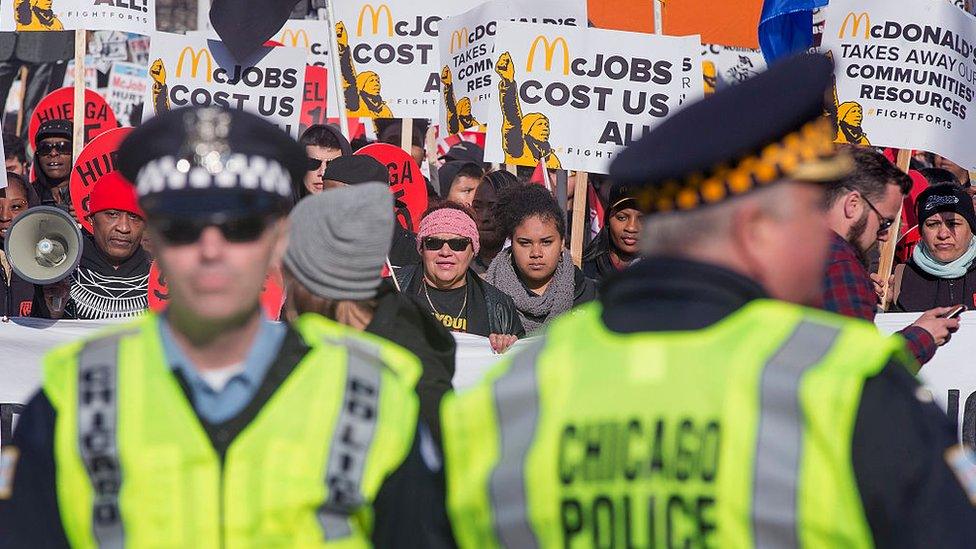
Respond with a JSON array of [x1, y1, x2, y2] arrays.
[[151, 214, 275, 245], [36, 141, 72, 156], [423, 236, 472, 252]]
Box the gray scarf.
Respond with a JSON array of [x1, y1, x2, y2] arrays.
[[485, 249, 575, 334]]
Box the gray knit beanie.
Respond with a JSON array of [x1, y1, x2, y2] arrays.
[[285, 182, 393, 300]]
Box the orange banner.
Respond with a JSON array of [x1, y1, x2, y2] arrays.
[[587, 0, 762, 49]]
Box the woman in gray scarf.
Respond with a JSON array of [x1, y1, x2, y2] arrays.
[[485, 184, 597, 334]]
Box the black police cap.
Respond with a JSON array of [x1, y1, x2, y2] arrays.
[[609, 54, 851, 214], [117, 106, 306, 218]]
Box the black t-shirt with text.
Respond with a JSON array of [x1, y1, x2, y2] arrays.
[[416, 280, 491, 337]]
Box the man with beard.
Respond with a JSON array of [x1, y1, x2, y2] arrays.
[[54, 171, 150, 319], [30, 119, 73, 211], [822, 145, 955, 366]]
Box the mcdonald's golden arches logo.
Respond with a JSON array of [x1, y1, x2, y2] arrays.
[[280, 28, 312, 50], [357, 4, 394, 37], [838, 12, 870, 39], [450, 28, 469, 54], [526, 36, 570, 76], [176, 47, 214, 82]]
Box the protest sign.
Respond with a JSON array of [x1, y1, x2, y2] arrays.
[[300, 65, 330, 133], [62, 56, 100, 90], [107, 61, 148, 126], [142, 32, 306, 138], [274, 19, 342, 118], [482, 22, 702, 174], [437, 0, 587, 135], [69, 126, 132, 233], [701, 45, 765, 94], [28, 87, 117, 150], [357, 142, 428, 232], [128, 34, 150, 65], [6, 0, 155, 34], [330, 0, 483, 120], [821, 0, 976, 169]]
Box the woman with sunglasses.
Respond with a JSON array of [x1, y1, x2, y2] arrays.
[[889, 184, 976, 312], [394, 202, 525, 353], [485, 184, 596, 334]]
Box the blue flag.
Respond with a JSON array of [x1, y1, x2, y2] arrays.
[[758, 0, 828, 64]]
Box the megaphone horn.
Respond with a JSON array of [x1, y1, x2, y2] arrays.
[[4, 206, 83, 285]]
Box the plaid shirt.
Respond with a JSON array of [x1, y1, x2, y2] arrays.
[[820, 231, 936, 365]]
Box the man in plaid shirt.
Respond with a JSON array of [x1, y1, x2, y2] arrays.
[[821, 146, 957, 366]]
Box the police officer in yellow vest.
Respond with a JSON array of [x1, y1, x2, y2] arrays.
[[439, 55, 976, 547], [0, 106, 437, 547]]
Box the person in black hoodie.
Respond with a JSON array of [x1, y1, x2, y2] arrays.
[[53, 171, 150, 319], [30, 119, 73, 212], [485, 184, 596, 334], [282, 183, 455, 442], [582, 183, 643, 283], [297, 123, 352, 198], [0, 171, 51, 317]]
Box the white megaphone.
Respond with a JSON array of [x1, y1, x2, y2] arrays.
[[4, 206, 83, 284]]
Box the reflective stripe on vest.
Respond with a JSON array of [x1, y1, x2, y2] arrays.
[[752, 320, 841, 548], [489, 339, 545, 549], [77, 332, 133, 549], [318, 336, 384, 541]]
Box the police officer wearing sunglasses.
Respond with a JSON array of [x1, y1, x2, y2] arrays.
[[1, 107, 440, 547]]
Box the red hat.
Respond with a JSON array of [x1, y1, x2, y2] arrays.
[[88, 171, 144, 219]]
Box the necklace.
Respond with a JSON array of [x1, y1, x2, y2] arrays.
[[424, 281, 467, 319]]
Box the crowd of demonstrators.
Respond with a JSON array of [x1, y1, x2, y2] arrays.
[[470, 169, 519, 273], [485, 184, 596, 334], [29, 119, 73, 210], [395, 202, 525, 352], [53, 172, 151, 320], [890, 184, 976, 312], [581, 183, 643, 282], [0, 171, 46, 317], [281, 182, 455, 443], [821, 145, 957, 366], [297, 123, 351, 198], [3, 132, 27, 176]]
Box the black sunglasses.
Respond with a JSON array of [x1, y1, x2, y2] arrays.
[[423, 236, 471, 252], [37, 141, 71, 156], [151, 215, 273, 245], [307, 157, 323, 171], [845, 187, 895, 234]]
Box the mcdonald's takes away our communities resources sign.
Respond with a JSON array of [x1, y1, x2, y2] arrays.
[[483, 22, 702, 174], [822, 0, 976, 169], [437, 0, 587, 135], [2, 0, 155, 35], [141, 32, 306, 138], [331, 0, 485, 120]]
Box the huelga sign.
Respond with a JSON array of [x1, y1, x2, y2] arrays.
[[141, 32, 306, 138]]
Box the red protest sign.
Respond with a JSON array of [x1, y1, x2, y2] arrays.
[[435, 127, 486, 158], [300, 66, 329, 135], [70, 127, 133, 233], [356, 143, 429, 232], [28, 87, 118, 150], [147, 262, 286, 320]]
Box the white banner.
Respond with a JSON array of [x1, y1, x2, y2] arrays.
[[4, 0, 155, 34], [331, 0, 483, 120], [272, 19, 341, 118], [437, 0, 586, 135], [701, 44, 765, 94], [107, 61, 149, 127], [482, 22, 702, 174], [142, 32, 306, 138], [821, 0, 976, 169]]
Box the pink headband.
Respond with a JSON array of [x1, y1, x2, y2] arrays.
[[416, 207, 480, 256]]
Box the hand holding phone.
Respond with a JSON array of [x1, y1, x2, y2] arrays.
[[940, 305, 967, 319]]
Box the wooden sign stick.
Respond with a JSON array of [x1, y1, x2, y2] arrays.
[[323, 0, 351, 140], [72, 29, 86, 163], [400, 117, 413, 156], [15, 66, 28, 136], [570, 171, 589, 267], [877, 148, 911, 310]]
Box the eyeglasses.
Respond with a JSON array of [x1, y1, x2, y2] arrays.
[[151, 215, 273, 245], [307, 157, 323, 171], [36, 141, 71, 156], [423, 236, 471, 252], [844, 187, 894, 234]]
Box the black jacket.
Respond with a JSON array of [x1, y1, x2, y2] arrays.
[[388, 224, 421, 269], [366, 280, 455, 443], [0, 262, 44, 318], [600, 257, 976, 548], [0, 31, 73, 64], [894, 260, 976, 313], [396, 264, 525, 337], [0, 326, 446, 548]]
